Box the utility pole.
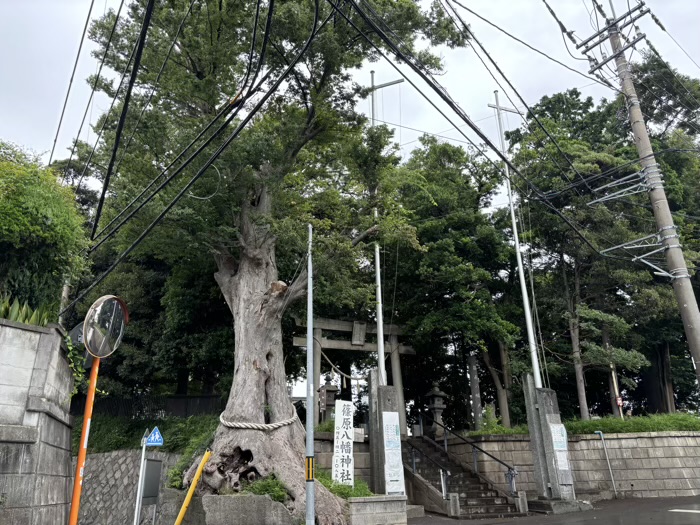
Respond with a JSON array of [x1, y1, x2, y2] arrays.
[[489, 91, 543, 388], [305, 224, 315, 525], [583, 2, 700, 385], [369, 71, 404, 385]]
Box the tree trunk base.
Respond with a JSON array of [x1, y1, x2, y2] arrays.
[[187, 420, 347, 525]]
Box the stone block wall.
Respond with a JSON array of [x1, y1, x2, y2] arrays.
[[75, 449, 180, 525], [315, 433, 371, 484], [446, 431, 700, 500], [0, 319, 74, 525]]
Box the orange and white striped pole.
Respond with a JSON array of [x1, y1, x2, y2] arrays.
[[68, 357, 100, 525]]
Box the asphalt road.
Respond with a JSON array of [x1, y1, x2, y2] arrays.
[[409, 497, 700, 525]]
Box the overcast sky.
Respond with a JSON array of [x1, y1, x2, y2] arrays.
[[2, 1, 698, 197], [1, 1, 696, 395]]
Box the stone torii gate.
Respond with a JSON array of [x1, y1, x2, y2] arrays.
[[293, 317, 414, 435]]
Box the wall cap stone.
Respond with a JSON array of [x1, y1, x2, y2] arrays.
[[26, 396, 72, 426], [0, 424, 38, 443], [349, 495, 407, 503], [448, 430, 700, 444], [0, 318, 56, 335]]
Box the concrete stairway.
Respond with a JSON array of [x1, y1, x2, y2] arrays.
[[404, 437, 527, 519]]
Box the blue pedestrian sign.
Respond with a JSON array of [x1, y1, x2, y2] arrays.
[[146, 427, 164, 447]]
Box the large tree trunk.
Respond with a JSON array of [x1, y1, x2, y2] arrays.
[[602, 327, 622, 418], [562, 257, 589, 420], [661, 342, 676, 413], [191, 192, 345, 524], [483, 344, 511, 428]]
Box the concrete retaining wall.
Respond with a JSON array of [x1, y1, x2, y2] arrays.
[[447, 431, 700, 499], [0, 319, 74, 525], [74, 449, 180, 525], [348, 495, 407, 525], [315, 433, 371, 484]]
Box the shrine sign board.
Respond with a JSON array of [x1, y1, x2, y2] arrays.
[[382, 411, 405, 495], [332, 400, 355, 485]]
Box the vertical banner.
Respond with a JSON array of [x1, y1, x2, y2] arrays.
[[332, 400, 354, 485], [382, 411, 405, 495]]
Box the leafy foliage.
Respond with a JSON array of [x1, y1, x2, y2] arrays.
[[242, 474, 289, 503], [0, 141, 87, 308], [0, 294, 51, 326], [564, 413, 700, 435], [315, 469, 372, 499]]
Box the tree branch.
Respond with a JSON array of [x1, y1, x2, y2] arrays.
[[351, 224, 379, 246]]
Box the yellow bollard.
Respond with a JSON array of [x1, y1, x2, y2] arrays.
[[174, 450, 212, 525]]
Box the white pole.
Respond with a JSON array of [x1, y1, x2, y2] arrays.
[[370, 70, 387, 385], [493, 90, 543, 389], [305, 224, 315, 525], [133, 430, 148, 525]]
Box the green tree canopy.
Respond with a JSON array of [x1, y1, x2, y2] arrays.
[[0, 141, 87, 308]]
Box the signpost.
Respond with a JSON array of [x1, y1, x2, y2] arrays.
[[69, 296, 129, 525], [134, 427, 164, 525], [382, 411, 405, 495]]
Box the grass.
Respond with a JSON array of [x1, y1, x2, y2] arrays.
[[71, 414, 219, 455], [242, 474, 289, 502], [315, 469, 372, 499], [461, 413, 700, 437], [71, 414, 219, 489], [315, 418, 335, 433], [564, 412, 700, 435]]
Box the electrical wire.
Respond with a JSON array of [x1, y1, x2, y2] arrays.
[[62, 0, 327, 315], [49, 0, 96, 165], [442, 0, 594, 196], [111, 0, 197, 176], [91, 0, 158, 239], [64, 0, 126, 173], [647, 7, 700, 72], [75, 38, 139, 191], [331, 0, 627, 262], [90, 0, 275, 250], [449, 0, 622, 96]]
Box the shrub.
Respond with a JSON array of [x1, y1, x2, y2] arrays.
[[242, 474, 289, 502], [564, 413, 700, 435], [315, 469, 372, 499], [315, 418, 335, 433]]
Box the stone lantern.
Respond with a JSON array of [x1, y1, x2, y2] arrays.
[[426, 383, 447, 438], [318, 375, 339, 423]]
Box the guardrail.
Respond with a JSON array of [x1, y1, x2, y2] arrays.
[[420, 413, 518, 495], [404, 439, 451, 499]]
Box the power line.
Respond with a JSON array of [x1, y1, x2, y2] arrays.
[[63, 1, 329, 314], [111, 0, 197, 177], [647, 7, 700, 72], [91, 0, 275, 249], [91, 0, 157, 239], [75, 38, 139, 190], [331, 0, 625, 262], [49, 0, 96, 165], [442, 0, 594, 195], [63, 0, 126, 172], [450, 0, 618, 94]]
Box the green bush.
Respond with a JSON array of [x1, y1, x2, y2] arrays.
[[463, 424, 528, 438], [315, 469, 372, 499], [242, 474, 289, 502], [71, 414, 219, 455], [315, 418, 335, 433], [564, 413, 700, 435], [459, 413, 700, 438]]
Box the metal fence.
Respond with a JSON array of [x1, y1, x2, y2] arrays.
[[69, 395, 225, 419]]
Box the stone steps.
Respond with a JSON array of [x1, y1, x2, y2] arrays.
[[404, 437, 527, 520]]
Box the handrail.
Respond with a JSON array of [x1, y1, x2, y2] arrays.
[[421, 414, 515, 471], [404, 440, 451, 476]]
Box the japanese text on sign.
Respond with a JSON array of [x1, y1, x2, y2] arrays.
[[332, 400, 354, 486]]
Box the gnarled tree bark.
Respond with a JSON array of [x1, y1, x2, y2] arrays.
[[190, 188, 346, 524]]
